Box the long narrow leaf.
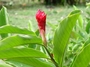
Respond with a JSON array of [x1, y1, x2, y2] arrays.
[[53, 10, 80, 66], [0, 25, 36, 36], [0, 35, 42, 51], [0, 48, 48, 59], [7, 58, 55, 67]]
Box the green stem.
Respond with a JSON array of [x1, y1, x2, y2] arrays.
[[43, 46, 59, 67]]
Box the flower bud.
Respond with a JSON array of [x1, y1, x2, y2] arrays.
[[36, 10, 46, 32], [36, 10, 47, 46]]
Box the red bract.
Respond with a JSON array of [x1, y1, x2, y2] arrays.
[[36, 10, 46, 31]]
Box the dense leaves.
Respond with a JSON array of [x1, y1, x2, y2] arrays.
[[0, 5, 90, 67], [71, 44, 90, 67]]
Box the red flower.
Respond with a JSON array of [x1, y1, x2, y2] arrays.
[[36, 10, 47, 46], [36, 10, 46, 32]]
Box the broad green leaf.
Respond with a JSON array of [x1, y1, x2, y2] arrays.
[[0, 6, 8, 38], [0, 35, 42, 51], [7, 58, 55, 67], [71, 44, 90, 67], [0, 25, 36, 36], [53, 10, 80, 66], [0, 48, 48, 59], [28, 43, 36, 48]]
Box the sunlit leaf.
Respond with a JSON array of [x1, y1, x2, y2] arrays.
[[53, 10, 80, 66], [0, 35, 42, 51], [7, 58, 55, 67], [0, 48, 48, 59], [0, 25, 36, 36]]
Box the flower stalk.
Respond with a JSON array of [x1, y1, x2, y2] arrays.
[[36, 10, 58, 67], [43, 46, 59, 67]]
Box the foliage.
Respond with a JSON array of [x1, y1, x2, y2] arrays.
[[0, 5, 90, 67], [0, 6, 8, 38]]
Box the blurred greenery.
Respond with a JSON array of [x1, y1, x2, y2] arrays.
[[7, 4, 86, 30]]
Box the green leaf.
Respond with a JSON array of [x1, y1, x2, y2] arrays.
[[0, 6, 8, 38], [7, 58, 55, 67], [6, 60, 32, 67], [86, 19, 90, 33], [84, 37, 90, 46], [0, 48, 48, 59], [0, 25, 36, 36], [5, 60, 32, 67], [35, 29, 39, 36], [28, 20, 34, 31], [0, 35, 42, 51], [71, 44, 90, 67], [73, 5, 83, 28], [53, 10, 80, 66]]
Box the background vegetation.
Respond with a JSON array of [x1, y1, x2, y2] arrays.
[[0, 0, 90, 67]]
